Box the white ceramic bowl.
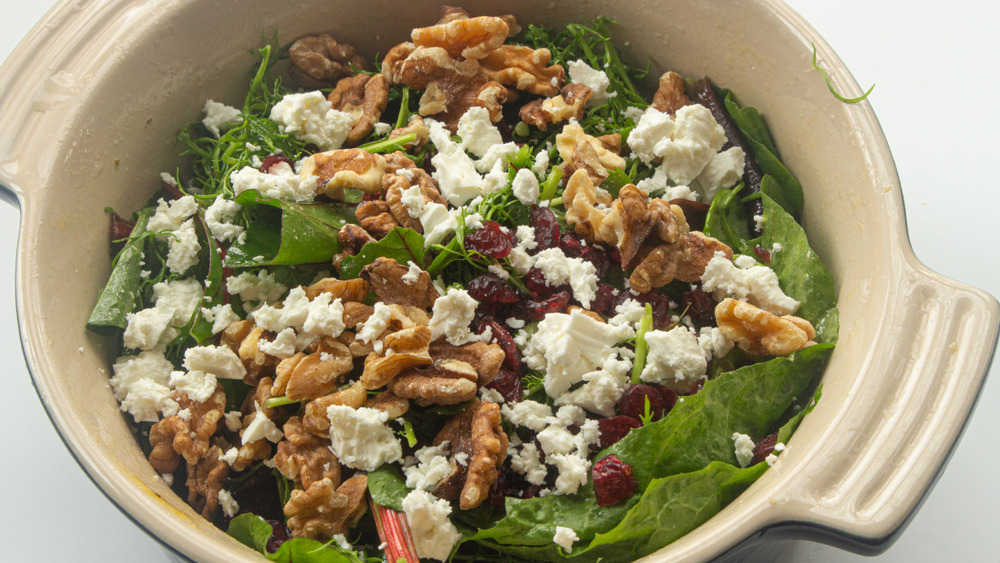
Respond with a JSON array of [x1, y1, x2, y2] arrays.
[[0, 1, 997, 561]]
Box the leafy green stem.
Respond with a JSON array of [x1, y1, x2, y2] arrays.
[[630, 303, 654, 384]]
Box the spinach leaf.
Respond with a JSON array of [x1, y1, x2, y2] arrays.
[[225, 190, 355, 267], [86, 213, 150, 333], [471, 345, 833, 552], [703, 185, 755, 255], [367, 464, 408, 512], [761, 194, 839, 343], [338, 227, 426, 279], [228, 513, 369, 562], [227, 513, 273, 554]]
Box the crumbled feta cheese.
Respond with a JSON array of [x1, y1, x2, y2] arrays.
[[567, 59, 615, 106], [510, 442, 548, 485], [243, 403, 285, 443], [200, 303, 239, 335], [183, 345, 246, 380], [523, 309, 632, 397], [698, 326, 734, 362], [505, 317, 525, 330], [692, 146, 746, 201], [754, 214, 766, 231], [627, 105, 727, 185], [475, 141, 520, 174], [326, 405, 402, 471], [463, 211, 484, 231], [403, 443, 453, 491], [356, 302, 392, 345], [118, 377, 175, 423], [123, 305, 176, 351], [202, 100, 243, 138], [432, 148, 483, 205], [641, 326, 708, 390], [148, 196, 199, 232], [217, 488, 239, 517], [457, 107, 503, 157], [229, 162, 318, 203], [269, 91, 357, 150], [110, 350, 174, 401], [428, 288, 487, 346], [531, 145, 551, 178], [478, 387, 506, 404], [161, 473, 174, 487], [224, 411, 244, 432], [419, 201, 459, 246], [402, 261, 423, 285], [257, 327, 297, 358], [512, 167, 541, 205], [160, 172, 178, 187], [554, 357, 631, 417], [302, 293, 345, 338], [700, 251, 799, 315], [168, 369, 218, 403], [204, 196, 245, 242], [502, 400, 554, 432], [528, 247, 599, 308], [733, 432, 755, 468], [374, 121, 393, 136], [226, 270, 287, 304], [553, 526, 580, 552], [400, 185, 425, 218], [549, 453, 591, 495], [402, 489, 461, 561], [165, 218, 201, 275]]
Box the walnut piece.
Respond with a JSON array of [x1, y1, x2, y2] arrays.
[[388, 360, 479, 406], [387, 115, 431, 149], [360, 325, 434, 389], [428, 339, 505, 386], [231, 377, 276, 471], [563, 168, 620, 245], [360, 257, 440, 309], [304, 277, 370, 302], [186, 445, 230, 519], [284, 474, 368, 540], [303, 381, 368, 436], [355, 200, 400, 239], [479, 45, 564, 96], [556, 123, 626, 180], [364, 390, 410, 419], [222, 320, 277, 384], [275, 416, 340, 489], [715, 298, 816, 356], [651, 71, 691, 115], [411, 15, 511, 60], [432, 400, 508, 510], [328, 73, 390, 145], [616, 184, 687, 269], [289, 34, 366, 83], [273, 338, 354, 401], [300, 149, 386, 200], [148, 386, 226, 473], [519, 83, 593, 130]]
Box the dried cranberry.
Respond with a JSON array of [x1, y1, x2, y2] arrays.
[[750, 433, 778, 465], [558, 232, 585, 257], [260, 154, 294, 173], [530, 205, 560, 250], [477, 317, 521, 370], [467, 273, 520, 304], [592, 454, 637, 506], [524, 267, 569, 297], [580, 244, 611, 278], [488, 466, 512, 506], [465, 220, 513, 258], [265, 519, 291, 553], [598, 415, 643, 448], [486, 363, 523, 403], [753, 245, 772, 264], [521, 290, 571, 321], [610, 246, 622, 264], [617, 384, 670, 421], [591, 282, 617, 314], [681, 286, 717, 327]]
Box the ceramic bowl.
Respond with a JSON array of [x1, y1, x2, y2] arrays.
[[1, 0, 997, 561]]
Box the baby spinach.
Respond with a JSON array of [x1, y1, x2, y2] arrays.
[[366, 464, 408, 512], [338, 227, 426, 279], [86, 213, 150, 333], [228, 513, 373, 563], [225, 190, 356, 267]]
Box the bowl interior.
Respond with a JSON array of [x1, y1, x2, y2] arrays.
[[13, 0, 910, 561]]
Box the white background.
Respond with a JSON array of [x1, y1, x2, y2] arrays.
[[1, 1, 997, 561]]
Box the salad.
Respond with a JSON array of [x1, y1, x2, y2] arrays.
[[87, 7, 837, 562]]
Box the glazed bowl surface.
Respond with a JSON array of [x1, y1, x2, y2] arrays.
[[0, 1, 996, 561]]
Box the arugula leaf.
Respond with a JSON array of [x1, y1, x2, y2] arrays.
[[761, 194, 839, 343], [338, 227, 426, 279], [86, 213, 150, 333], [367, 464, 409, 512], [225, 190, 355, 267]]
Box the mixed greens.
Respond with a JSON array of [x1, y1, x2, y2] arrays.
[[88, 13, 837, 563]]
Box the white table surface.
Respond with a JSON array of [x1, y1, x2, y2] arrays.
[[1, 1, 997, 561]]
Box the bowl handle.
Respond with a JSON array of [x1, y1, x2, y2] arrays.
[[771, 262, 999, 552]]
